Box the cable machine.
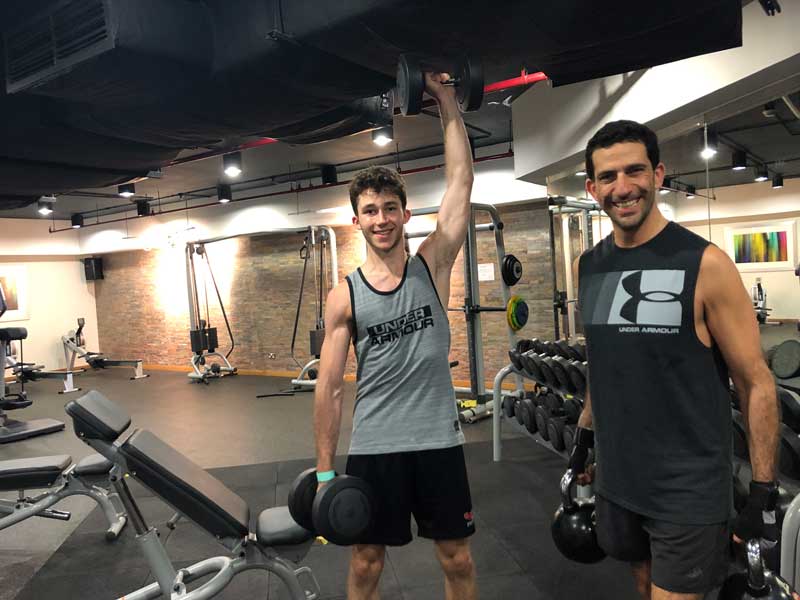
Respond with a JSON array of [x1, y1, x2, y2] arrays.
[[184, 226, 337, 385]]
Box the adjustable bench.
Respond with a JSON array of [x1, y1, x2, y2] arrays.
[[0, 452, 127, 540], [65, 390, 319, 600]]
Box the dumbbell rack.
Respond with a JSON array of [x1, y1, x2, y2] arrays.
[[492, 338, 587, 462]]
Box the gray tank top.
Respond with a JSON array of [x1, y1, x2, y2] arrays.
[[346, 254, 464, 454]]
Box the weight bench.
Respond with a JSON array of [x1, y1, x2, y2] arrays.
[[0, 453, 127, 540], [65, 390, 319, 600]]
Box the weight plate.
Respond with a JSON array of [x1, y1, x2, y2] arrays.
[[501, 254, 523, 286], [772, 339, 800, 379], [288, 468, 318, 532], [455, 56, 484, 112], [312, 475, 374, 546], [396, 55, 424, 116]]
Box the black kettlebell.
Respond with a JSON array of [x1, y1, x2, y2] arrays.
[[551, 469, 606, 564], [719, 539, 799, 599]]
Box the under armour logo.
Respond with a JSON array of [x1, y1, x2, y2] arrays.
[[619, 271, 682, 323], [607, 270, 685, 326]]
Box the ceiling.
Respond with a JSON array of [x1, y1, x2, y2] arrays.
[[547, 90, 800, 201], [0, 0, 754, 221]]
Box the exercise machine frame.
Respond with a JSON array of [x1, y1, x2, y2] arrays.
[[62, 318, 149, 383]]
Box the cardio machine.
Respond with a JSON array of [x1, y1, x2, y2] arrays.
[[62, 317, 149, 383], [0, 286, 65, 443]]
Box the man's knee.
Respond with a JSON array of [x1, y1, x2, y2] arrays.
[[350, 545, 386, 582], [631, 560, 652, 600], [436, 540, 475, 579]]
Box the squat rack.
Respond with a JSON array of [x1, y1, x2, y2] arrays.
[[407, 202, 525, 421], [184, 226, 337, 384]]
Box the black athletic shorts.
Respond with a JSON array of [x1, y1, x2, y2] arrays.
[[595, 494, 730, 594], [345, 444, 475, 546]]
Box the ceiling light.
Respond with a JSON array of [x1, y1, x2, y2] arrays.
[[223, 152, 242, 177], [686, 185, 696, 199], [732, 150, 747, 171], [762, 102, 777, 118], [118, 183, 135, 198], [754, 166, 769, 182], [37, 195, 56, 216], [575, 170, 587, 176], [71, 214, 84, 229], [700, 127, 718, 160], [660, 176, 672, 195], [217, 182, 232, 203], [772, 173, 784, 189], [372, 125, 393, 147]]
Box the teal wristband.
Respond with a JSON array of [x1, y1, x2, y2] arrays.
[[316, 470, 336, 483]]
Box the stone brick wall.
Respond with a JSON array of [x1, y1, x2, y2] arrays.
[[94, 200, 556, 384]]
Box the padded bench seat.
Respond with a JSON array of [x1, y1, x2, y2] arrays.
[[74, 453, 113, 477], [0, 455, 71, 491], [65, 390, 131, 442], [0, 328, 27, 343], [257, 507, 314, 548]]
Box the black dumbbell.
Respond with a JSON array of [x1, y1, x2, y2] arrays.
[[514, 399, 526, 426], [570, 342, 587, 362], [396, 54, 484, 116], [566, 361, 587, 396], [539, 357, 560, 388], [563, 398, 582, 423], [502, 394, 517, 419], [519, 397, 537, 434], [562, 423, 577, 452], [547, 411, 569, 451], [551, 356, 576, 393], [288, 469, 375, 545]]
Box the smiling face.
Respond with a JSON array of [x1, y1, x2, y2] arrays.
[[352, 189, 411, 254], [586, 141, 665, 233]]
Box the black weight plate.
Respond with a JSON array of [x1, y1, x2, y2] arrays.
[[542, 341, 559, 357], [562, 424, 577, 453], [502, 394, 517, 419], [539, 357, 559, 388], [551, 356, 576, 393], [517, 339, 535, 353], [514, 399, 526, 426], [312, 475, 374, 546], [772, 339, 800, 379], [563, 398, 582, 423], [566, 362, 587, 396], [523, 351, 544, 382], [520, 398, 537, 434], [553, 340, 574, 359], [501, 254, 523, 286], [548, 416, 567, 451], [779, 387, 800, 433], [530, 338, 547, 354], [288, 468, 317, 532], [570, 343, 587, 362], [731, 410, 749, 461], [508, 350, 524, 372], [396, 55, 424, 116], [456, 56, 484, 112], [535, 406, 550, 441], [542, 391, 563, 412]]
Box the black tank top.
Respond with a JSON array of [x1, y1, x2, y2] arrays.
[[578, 221, 731, 524]]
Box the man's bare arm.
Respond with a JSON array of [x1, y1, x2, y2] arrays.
[[314, 283, 353, 473], [418, 72, 474, 278], [700, 245, 779, 482], [572, 255, 594, 430]]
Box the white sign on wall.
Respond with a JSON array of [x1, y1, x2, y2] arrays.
[[477, 262, 495, 282]]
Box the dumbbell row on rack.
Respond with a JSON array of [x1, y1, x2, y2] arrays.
[[508, 338, 588, 398], [502, 387, 583, 454]]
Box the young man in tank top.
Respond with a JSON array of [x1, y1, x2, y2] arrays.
[[569, 120, 780, 599], [313, 70, 477, 600]]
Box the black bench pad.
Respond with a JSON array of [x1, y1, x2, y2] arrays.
[[0, 455, 71, 491], [65, 390, 131, 442], [74, 453, 113, 477], [121, 429, 249, 540], [257, 507, 314, 548], [0, 328, 27, 342]]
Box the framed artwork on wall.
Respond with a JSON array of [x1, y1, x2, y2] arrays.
[[723, 220, 797, 273], [0, 264, 30, 322]]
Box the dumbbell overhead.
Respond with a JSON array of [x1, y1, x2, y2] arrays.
[[396, 54, 484, 116], [288, 468, 374, 546]]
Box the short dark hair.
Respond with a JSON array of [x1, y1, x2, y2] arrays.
[[584, 120, 660, 180], [349, 166, 407, 214]]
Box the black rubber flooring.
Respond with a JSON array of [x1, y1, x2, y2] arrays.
[[14, 437, 641, 600]]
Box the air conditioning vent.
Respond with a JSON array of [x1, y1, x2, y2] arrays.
[[4, 0, 112, 94]]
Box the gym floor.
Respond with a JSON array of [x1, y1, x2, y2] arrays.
[[1, 368, 647, 600]]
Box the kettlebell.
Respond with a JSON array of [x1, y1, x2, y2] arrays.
[[551, 469, 606, 564], [719, 539, 799, 599]]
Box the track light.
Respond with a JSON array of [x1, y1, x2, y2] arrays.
[[37, 195, 56, 216], [372, 125, 393, 147], [700, 127, 718, 160], [118, 183, 135, 198], [660, 176, 672, 195], [732, 150, 747, 171], [686, 185, 696, 199], [754, 166, 769, 182], [136, 199, 150, 217], [575, 170, 587, 176], [71, 214, 84, 229], [223, 152, 242, 178], [321, 164, 338, 185], [217, 182, 232, 204], [772, 173, 784, 189]]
